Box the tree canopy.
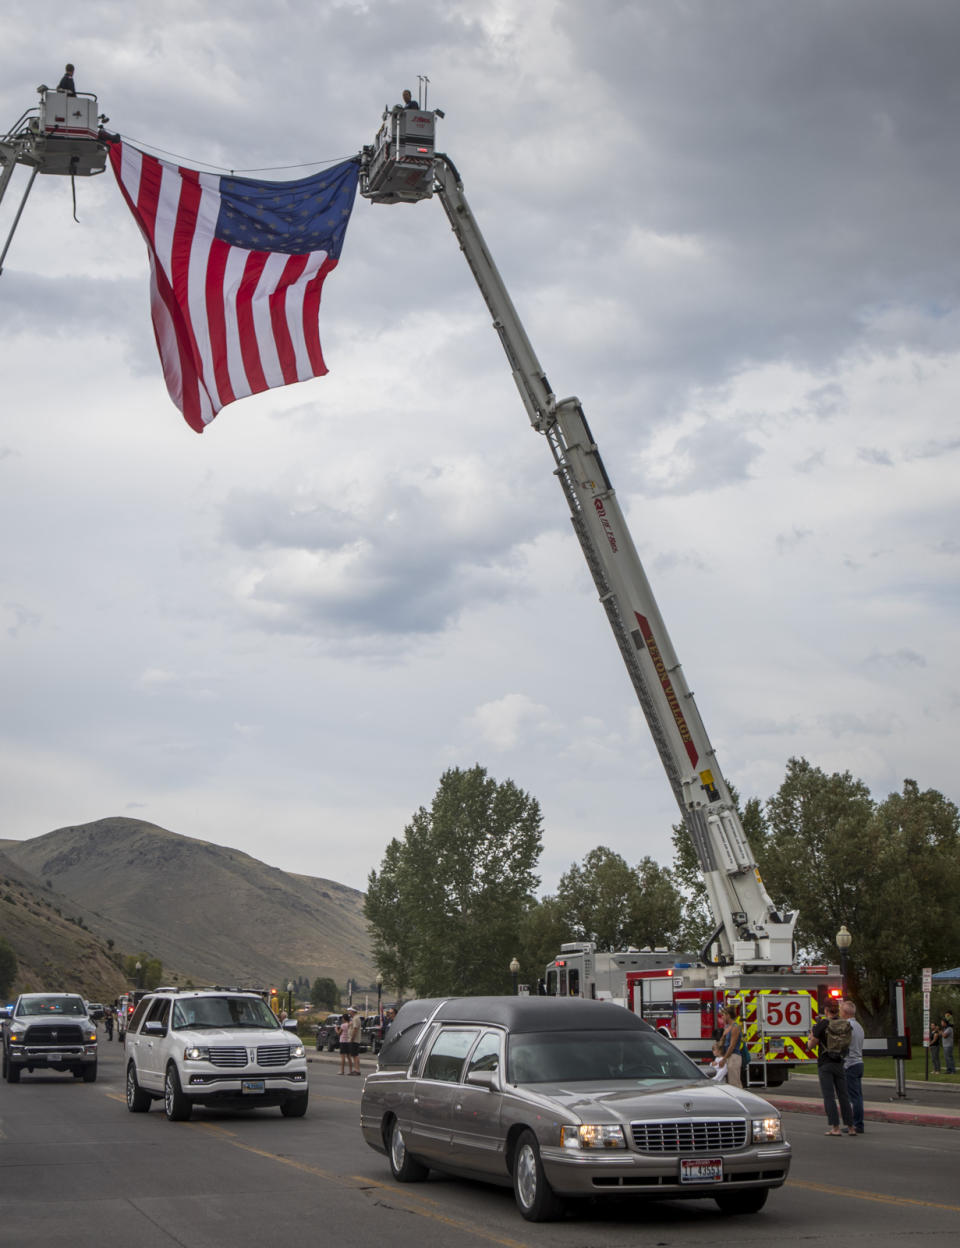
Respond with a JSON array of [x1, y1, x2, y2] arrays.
[[553, 846, 683, 952], [755, 760, 960, 1025], [671, 758, 960, 1029], [365, 765, 542, 997]]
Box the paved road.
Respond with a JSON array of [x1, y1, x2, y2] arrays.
[[1, 1043, 959, 1248]]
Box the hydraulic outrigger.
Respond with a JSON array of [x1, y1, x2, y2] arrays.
[[360, 103, 798, 971]]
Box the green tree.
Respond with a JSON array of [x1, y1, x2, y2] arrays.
[[756, 760, 960, 1031], [365, 765, 543, 996], [122, 953, 163, 990], [517, 895, 569, 990], [0, 938, 17, 998], [310, 977, 339, 1010], [554, 846, 683, 952]]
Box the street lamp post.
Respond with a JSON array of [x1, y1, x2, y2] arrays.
[[836, 925, 852, 997], [287, 980, 294, 1016], [376, 972, 383, 1020], [135, 960, 142, 989], [510, 957, 520, 996]]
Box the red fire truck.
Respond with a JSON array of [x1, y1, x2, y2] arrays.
[[545, 942, 841, 1086]]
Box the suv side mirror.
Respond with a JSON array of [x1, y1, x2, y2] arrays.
[[282, 1019, 299, 1032], [143, 1020, 166, 1037]]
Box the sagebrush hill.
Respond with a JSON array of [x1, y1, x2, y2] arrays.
[[0, 817, 373, 997]]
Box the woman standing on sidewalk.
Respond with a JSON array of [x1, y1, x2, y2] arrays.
[[338, 1015, 351, 1075], [719, 1005, 743, 1088]]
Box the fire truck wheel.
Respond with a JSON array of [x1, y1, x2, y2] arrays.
[[714, 1187, 769, 1215]]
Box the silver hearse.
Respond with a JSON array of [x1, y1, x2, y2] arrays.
[[360, 996, 790, 1221]]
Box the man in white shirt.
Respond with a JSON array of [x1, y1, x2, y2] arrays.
[[840, 1000, 865, 1134]]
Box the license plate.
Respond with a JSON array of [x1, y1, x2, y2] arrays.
[[45, 1053, 63, 1062], [241, 1079, 265, 1094], [680, 1157, 723, 1183]]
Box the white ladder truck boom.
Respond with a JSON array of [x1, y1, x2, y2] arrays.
[[0, 84, 110, 275], [360, 105, 798, 969]]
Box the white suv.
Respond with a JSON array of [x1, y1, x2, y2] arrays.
[[124, 988, 308, 1120]]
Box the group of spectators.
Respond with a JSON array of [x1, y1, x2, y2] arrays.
[[338, 1006, 396, 1075]]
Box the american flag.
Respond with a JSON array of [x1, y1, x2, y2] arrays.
[[110, 141, 359, 432]]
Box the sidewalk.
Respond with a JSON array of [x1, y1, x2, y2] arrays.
[[766, 1076, 960, 1131]]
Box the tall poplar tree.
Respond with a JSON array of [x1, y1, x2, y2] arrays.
[[365, 766, 543, 996]]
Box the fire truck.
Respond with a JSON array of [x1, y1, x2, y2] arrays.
[[361, 103, 842, 1085], [546, 941, 840, 1085]]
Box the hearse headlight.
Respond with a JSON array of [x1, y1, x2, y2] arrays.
[[752, 1116, 783, 1143], [561, 1124, 626, 1150]]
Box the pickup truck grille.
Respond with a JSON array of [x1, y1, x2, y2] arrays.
[[630, 1119, 747, 1154], [24, 1024, 85, 1046]]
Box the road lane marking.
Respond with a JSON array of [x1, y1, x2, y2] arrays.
[[189, 1123, 532, 1248], [790, 1179, 960, 1213]]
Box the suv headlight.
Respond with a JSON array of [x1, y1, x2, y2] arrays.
[[752, 1116, 783, 1143], [290, 1043, 305, 1059], [184, 1045, 211, 1061], [561, 1124, 626, 1150]]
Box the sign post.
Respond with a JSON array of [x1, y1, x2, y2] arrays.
[[922, 967, 932, 1081]]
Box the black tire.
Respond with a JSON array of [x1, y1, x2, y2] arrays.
[[388, 1119, 429, 1182], [3, 1052, 20, 1083], [82, 1062, 98, 1083], [126, 1062, 151, 1112], [714, 1187, 769, 1215], [163, 1064, 192, 1121], [512, 1129, 564, 1222], [280, 1092, 309, 1118]]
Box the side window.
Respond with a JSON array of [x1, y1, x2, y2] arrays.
[[146, 998, 171, 1032], [422, 1028, 480, 1083], [128, 998, 151, 1033], [467, 1031, 501, 1076]]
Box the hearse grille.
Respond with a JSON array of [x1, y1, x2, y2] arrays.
[[630, 1119, 747, 1154]]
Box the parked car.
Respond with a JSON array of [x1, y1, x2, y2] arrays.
[[2, 992, 99, 1083], [314, 1014, 346, 1051], [86, 1002, 105, 1021], [124, 987, 308, 1120], [361, 1015, 386, 1054], [360, 996, 790, 1222]]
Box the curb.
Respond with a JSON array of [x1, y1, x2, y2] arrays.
[[766, 1093, 960, 1131]]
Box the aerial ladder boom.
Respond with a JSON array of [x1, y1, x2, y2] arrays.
[[0, 85, 109, 274], [360, 108, 797, 968]]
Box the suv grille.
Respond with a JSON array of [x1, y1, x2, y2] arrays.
[[208, 1047, 248, 1067], [24, 1024, 85, 1046], [630, 1119, 747, 1154], [257, 1045, 294, 1067]]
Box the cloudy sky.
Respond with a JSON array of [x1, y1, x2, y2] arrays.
[[2, 1, 958, 901]]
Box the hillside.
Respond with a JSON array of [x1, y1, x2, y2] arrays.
[[0, 818, 374, 992], [0, 848, 129, 1000]]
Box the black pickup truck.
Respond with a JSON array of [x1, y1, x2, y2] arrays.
[[2, 992, 98, 1083]]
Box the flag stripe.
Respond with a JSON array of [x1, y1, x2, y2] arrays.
[[109, 141, 358, 431]]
